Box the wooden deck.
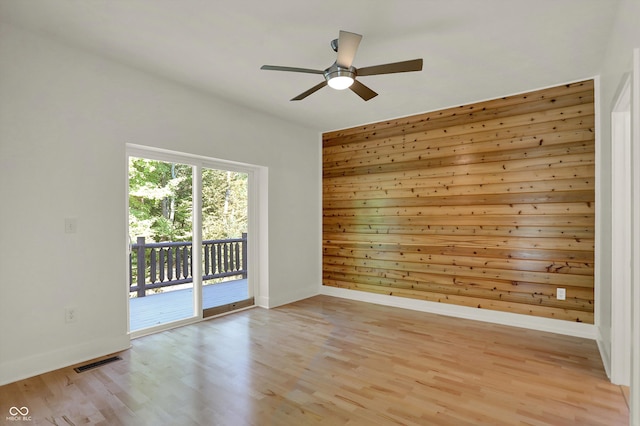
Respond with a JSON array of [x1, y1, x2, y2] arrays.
[[129, 278, 249, 331]]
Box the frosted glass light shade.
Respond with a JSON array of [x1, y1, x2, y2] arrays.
[[327, 75, 354, 90]]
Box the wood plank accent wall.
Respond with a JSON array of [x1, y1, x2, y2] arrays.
[[322, 80, 595, 323]]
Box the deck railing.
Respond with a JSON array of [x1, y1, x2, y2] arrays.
[[129, 233, 247, 297]]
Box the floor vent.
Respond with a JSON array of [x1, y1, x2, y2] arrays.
[[74, 356, 122, 373]]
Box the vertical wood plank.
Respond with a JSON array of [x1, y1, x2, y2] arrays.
[[150, 248, 157, 284], [183, 246, 190, 279], [136, 236, 146, 298], [203, 244, 209, 276], [168, 247, 174, 281]]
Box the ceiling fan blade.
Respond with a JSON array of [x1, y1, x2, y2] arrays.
[[357, 59, 423, 76], [261, 65, 324, 75], [336, 30, 362, 69], [350, 80, 378, 101], [291, 81, 328, 101]]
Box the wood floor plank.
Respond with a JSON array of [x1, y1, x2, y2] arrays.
[[0, 295, 628, 425]]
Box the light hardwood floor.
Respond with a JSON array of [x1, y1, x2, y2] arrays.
[[0, 296, 629, 425]]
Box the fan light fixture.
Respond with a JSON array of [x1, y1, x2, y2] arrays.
[[328, 76, 354, 90], [260, 30, 423, 101], [325, 67, 355, 90]]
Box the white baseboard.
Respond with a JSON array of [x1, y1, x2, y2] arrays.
[[0, 334, 130, 386], [596, 327, 612, 380], [320, 286, 597, 339], [256, 295, 270, 308]]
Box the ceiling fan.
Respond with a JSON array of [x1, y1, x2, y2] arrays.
[[261, 30, 423, 101]]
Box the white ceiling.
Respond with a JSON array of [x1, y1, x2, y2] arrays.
[[0, 0, 619, 132]]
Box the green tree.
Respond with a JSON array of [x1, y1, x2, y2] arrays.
[[128, 158, 248, 242], [202, 169, 248, 240], [129, 157, 193, 242]]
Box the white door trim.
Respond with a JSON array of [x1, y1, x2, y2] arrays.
[[630, 47, 640, 426], [125, 144, 268, 336]]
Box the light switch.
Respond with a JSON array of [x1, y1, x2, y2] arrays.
[[65, 218, 77, 234]]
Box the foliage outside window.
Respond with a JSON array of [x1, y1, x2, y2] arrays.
[[128, 157, 248, 243]]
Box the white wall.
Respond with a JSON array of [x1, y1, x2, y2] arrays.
[[0, 23, 321, 385], [596, 0, 640, 382]]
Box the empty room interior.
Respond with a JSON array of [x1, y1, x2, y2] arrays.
[[1, 1, 640, 425]]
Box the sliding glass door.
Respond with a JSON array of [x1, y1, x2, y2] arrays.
[[201, 167, 252, 317], [127, 148, 254, 334], [128, 157, 196, 331]]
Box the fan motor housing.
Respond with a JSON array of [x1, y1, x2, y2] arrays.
[[324, 64, 356, 83]]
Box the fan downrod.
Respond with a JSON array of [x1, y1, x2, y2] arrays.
[[330, 38, 339, 52]]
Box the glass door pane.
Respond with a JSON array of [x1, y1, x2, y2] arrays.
[[128, 157, 195, 331], [201, 167, 251, 316]]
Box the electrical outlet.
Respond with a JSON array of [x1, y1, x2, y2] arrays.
[[65, 307, 77, 323], [557, 288, 566, 300]]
